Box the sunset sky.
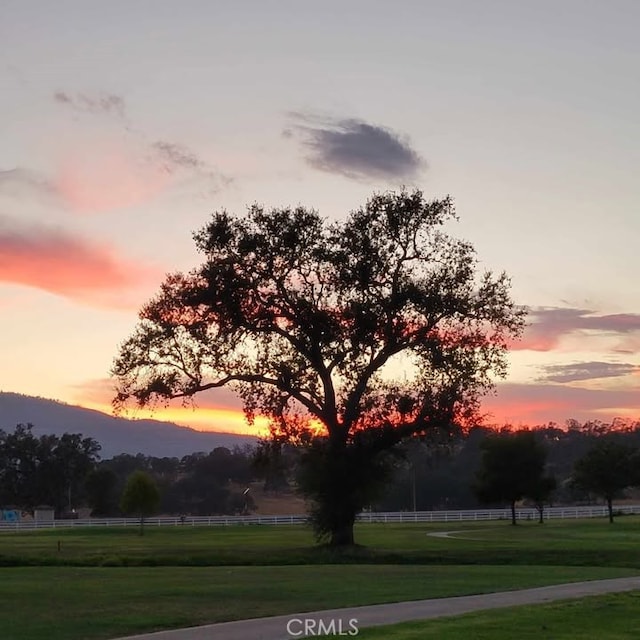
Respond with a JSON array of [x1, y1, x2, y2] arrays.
[[1, 1, 638, 434]]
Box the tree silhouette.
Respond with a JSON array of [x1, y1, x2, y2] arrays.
[[474, 430, 553, 525], [527, 474, 557, 524], [84, 467, 118, 516], [112, 189, 524, 545], [571, 439, 636, 523], [0, 424, 100, 514]]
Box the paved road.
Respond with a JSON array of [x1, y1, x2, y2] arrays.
[[116, 576, 640, 640]]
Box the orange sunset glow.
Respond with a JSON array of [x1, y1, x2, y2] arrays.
[[81, 399, 271, 437]]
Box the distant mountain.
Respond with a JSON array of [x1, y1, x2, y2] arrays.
[[0, 392, 257, 459]]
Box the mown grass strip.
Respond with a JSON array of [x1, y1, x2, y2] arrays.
[[355, 590, 640, 639], [2, 518, 640, 567], [0, 565, 637, 640]]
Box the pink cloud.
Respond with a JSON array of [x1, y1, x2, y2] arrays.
[[0, 216, 161, 307], [51, 90, 230, 212], [55, 143, 171, 213], [511, 307, 640, 352], [482, 382, 640, 426]]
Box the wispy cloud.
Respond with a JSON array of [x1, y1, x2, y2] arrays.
[[512, 307, 640, 351], [537, 361, 639, 383], [288, 113, 425, 181], [613, 335, 640, 355], [0, 168, 60, 203], [52, 90, 230, 207], [53, 90, 127, 119], [151, 140, 231, 191], [153, 141, 206, 172], [0, 215, 160, 307]]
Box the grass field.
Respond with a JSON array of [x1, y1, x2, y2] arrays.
[[356, 591, 640, 639], [2, 565, 636, 640], [3, 517, 640, 567], [2, 518, 640, 639]]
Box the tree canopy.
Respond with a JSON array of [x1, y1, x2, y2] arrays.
[[0, 424, 100, 514], [571, 439, 637, 523], [120, 470, 160, 535], [112, 189, 525, 545], [474, 430, 554, 525]]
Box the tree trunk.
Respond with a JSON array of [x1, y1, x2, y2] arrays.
[[301, 439, 361, 546], [139, 514, 145, 536], [537, 504, 544, 524], [330, 521, 355, 546], [325, 474, 357, 546], [607, 497, 614, 524], [300, 437, 389, 546], [510, 501, 517, 526]]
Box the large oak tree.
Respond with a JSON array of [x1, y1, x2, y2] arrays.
[[112, 189, 525, 545]]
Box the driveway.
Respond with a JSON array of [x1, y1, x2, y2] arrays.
[[116, 576, 640, 640]]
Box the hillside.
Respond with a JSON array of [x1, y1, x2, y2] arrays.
[[0, 392, 257, 459]]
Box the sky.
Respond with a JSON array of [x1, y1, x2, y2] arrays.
[[1, 1, 639, 434]]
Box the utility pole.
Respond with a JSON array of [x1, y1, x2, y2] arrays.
[[412, 465, 417, 512]]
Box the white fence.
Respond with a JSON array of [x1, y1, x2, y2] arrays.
[[2, 505, 639, 531]]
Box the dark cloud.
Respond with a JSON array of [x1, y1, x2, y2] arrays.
[[289, 114, 425, 181], [54, 91, 127, 119], [513, 307, 640, 351], [537, 361, 639, 383]]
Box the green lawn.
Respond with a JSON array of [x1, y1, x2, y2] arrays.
[[2, 518, 640, 639], [355, 591, 640, 639], [1, 565, 637, 640], [3, 517, 640, 567]]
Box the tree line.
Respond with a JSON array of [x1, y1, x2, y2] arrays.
[[374, 419, 640, 524], [3, 419, 639, 525], [254, 418, 640, 525], [0, 424, 258, 518]]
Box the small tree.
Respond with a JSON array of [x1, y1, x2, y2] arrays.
[[526, 475, 557, 524], [120, 471, 160, 535], [571, 440, 636, 523], [474, 430, 550, 525]]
